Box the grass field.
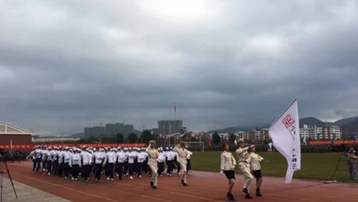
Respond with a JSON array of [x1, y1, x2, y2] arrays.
[[191, 151, 358, 183]]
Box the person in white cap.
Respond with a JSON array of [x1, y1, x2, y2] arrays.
[[236, 139, 254, 199], [141, 148, 149, 176], [123, 148, 129, 176], [63, 147, 71, 179], [80, 146, 91, 182], [157, 148, 166, 176], [165, 147, 174, 176], [136, 148, 146, 178], [173, 141, 189, 186], [93, 147, 105, 181], [70, 149, 82, 181], [146, 140, 159, 189], [185, 146, 193, 174], [105, 148, 116, 180], [115, 147, 126, 180], [127, 147, 138, 179]]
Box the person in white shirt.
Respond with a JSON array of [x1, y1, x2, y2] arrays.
[[173, 141, 189, 186], [93, 147, 106, 181], [80, 146, 91, 182], [26, 147, 37, 171], [165, 147, 174, 176], [105, 148, 116, 180], [248, 146, 264, 197], [146, 140, 159, 189], [41, 146, 49, 173], [116, 147, 126, 180], [236, 139, 254, 199], [46, 147, 54, 175], [185, 146, 193, 173], [136, 148, 146, 178], [127, 147, 138, 179], [141, 147, 149, 175], [123, 148, 129, 176], [157, 148, 166, 176], [57, 147, 64, 177], [63, 147, 72, 179], [220, 143, 236, 201], [70, 149, 82, 181], [34, 146, 42, 172], [174, 151, 181, 175]]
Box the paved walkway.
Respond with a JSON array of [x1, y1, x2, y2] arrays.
[[2, 177, 71, 202]]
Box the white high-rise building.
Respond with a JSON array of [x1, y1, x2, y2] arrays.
[[300, 124, 341, 140]]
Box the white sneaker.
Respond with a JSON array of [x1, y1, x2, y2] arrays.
[[129, 176, 133, 180], [111, 178, 114, 181], [116, 174, 119, 177], [139, 175, 142, 178], [107, 177, 110, 180], [72, 177, 74, 181], [48, 173, 51, 176], [75, 178, 78, 181]]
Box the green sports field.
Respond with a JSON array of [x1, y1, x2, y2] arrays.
[[191, 151, 357, 183]]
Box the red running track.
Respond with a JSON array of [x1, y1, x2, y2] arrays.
[[4, 161, 358, 202]]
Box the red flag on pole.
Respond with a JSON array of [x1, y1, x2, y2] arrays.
[[174, 103, 176, 112]]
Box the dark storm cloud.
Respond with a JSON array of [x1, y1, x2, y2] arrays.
[[0, 0, 358, 135]]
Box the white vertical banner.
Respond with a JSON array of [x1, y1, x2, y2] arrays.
[[269, 99, 301, 184]]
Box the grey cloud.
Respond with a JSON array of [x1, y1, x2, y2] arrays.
[[0, 0, 358, 135]]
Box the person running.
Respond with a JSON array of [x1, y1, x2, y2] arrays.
[[220, 143, 236, 201]]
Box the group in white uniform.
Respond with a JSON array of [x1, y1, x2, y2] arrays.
[[26, 142, 193, 189], [220, 139, 264, 201]]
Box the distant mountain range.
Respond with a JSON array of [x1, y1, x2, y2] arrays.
[[208, 116, 358, 134]]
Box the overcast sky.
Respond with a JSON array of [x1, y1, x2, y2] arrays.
[[1, 0, 358, 136]]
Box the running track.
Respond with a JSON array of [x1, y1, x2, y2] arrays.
[[4, 162, 358, 202]]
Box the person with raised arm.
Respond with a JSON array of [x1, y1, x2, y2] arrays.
[[173, 141, 189, 186], [146, 140, 159, 189], [236, 139, 254, 199]]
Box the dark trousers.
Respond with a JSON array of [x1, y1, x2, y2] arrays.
[[107, 163, 114, 179], [36, 158, 42, 171], [187, 159, 191, 172], [128, 163, 134, 176], [63, 163, 70, 177], [32, 159, 37, 171], [58, 163, 63, 177], [94, 164, 102, 180], [116, 163, 124, 179], [46, 161, 52, 173], [124, 162, 128, 175], [81, 164, 90, 180], [53, 161, 58, 175], [105, 163, 109, 177], [72, 165, 80, 178], [142, 160, 148, 173], [158, 162, 165, 175], [167, 160, 172, 174], [136, 163, 143, 176], [42, 160, 47, 172]]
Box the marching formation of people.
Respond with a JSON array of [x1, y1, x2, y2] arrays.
[[26, 141, 193, 188], [221, 139, 264, 201]]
